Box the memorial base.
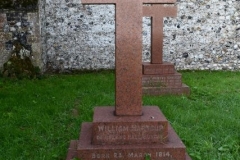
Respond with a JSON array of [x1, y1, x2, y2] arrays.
[[142, 62, 190, 96], [142, 62, 175, 75], [143, 84, 190, 96], [66, 107, 191, 160]]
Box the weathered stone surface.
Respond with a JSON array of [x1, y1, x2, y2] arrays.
[[82, 0, 176, 3], [0, 14, 6, 23], [143, 84, 190, 95], [0, 14, 6, 32], [0, 32, 12, 42], [0, 11, 42, 71], [66, 122, 191, 160], [82, 0, 146, 116], [27, 12, 43, 69], [27, 35, 39, 43], [38, 0, 240, 71], [66, 1, 191, 160], [92, 107, 168, 145], [0, 42, 4, 50], [143, 5, 177, 64], [66, 140, 78, 160], [141, 4, 190, 96], [1, 1, 240, 71], [143, 62, 175, 75], [142, 73, 182, 87]]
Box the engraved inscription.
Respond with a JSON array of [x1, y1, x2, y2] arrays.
[[145, 67, 175, 74], [96, 135, 127, 141], [92, 153, 110, 159], [91, 151, 174, 159], [97, 124, 163, 133], [95, 124, 166, 142], [156, 151, 171, 157], [128, 152, 146, 158], [98, 125, 129, 133], [96, 133, 161, 141], [128, 133, 159, 140], [114, 152, 123, 158], [143, 87, 188, 95], [143, 75, 182, 87]]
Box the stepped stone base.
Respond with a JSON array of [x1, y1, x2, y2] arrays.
[[143, 62, 175, 75], [142, 73, 182, 87], [143, 84, 190, 96], [92, 107, 168, 145], [142, 62, 190, 96], [67, 123, 191, 160], [66, 107, 191, 160]]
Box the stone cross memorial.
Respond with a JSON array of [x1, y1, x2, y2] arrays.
[[142, 4, 190, 95], [144, 4, 177, 64], [66, 0, 191, 159]]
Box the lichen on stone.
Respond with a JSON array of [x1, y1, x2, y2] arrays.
[[2, 40, 40, 79]]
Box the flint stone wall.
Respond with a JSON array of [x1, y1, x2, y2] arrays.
[[0, 7, 42, 70], [1, 0, 240, 71], [40, 0, 240, 71]]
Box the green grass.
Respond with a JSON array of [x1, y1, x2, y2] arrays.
[[0, 70, 239, 160]]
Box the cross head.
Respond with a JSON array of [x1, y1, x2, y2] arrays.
[[81, 0, 176, 116]]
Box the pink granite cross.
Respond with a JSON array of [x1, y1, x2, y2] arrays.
[[143, 4, 177, 64], [82, 0, 176, 116]]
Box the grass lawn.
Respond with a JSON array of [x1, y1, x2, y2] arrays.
[[0, 70, 239, 160]]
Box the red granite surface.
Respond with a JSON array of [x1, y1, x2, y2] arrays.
[[143, 84, 190, 95], [92, 106, 168, 144], [143, 62, 175, 75], [142, 72, 183, 87], [141, 4, 190, 96], [66, 1, 191, 159], [81, 0, 177, 116], [143, 5, 177, 64], [66, 122, 191, 160]]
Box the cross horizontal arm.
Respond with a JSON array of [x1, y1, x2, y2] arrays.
[[143, 0, 176, 3], [143, 5, 177, 17], [81, 0, 115, 4], [81, 0, 176, 4]]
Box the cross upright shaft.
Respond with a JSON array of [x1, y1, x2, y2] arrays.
[[143, 5, 177, 64], [81, 0, 176, 116]]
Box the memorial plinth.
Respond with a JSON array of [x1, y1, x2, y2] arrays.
[[66, 0, 191, 159], [92, 107, 168, 145], [67, 107, 191, 160], [142, 64, 190, 96], [142, 5, 190, 96]]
